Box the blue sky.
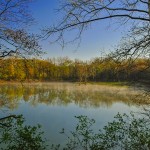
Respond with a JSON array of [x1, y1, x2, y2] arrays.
[[29, 0, 129, 60]]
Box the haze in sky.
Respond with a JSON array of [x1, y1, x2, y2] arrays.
[[29, 0, 129, 60]]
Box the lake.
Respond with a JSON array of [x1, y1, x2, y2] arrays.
[[0, 82, 143, 146]]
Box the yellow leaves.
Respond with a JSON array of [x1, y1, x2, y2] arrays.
[[0, 57, 149, 82]]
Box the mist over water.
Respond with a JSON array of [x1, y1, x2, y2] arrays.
[[0, 82, 143, 145]]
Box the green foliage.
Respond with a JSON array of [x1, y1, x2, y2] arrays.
[[54, 114, 150, 150], [0, 115, 47, 150], [0, 113, 150, 150]]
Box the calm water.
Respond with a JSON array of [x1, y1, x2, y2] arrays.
[[0, 82, 142, 146]]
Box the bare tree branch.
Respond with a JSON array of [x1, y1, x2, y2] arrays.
[[0, 0, 42, 58], [43, 0, 150, 49]]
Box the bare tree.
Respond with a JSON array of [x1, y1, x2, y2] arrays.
[[111, 23, 150, 59], [43, 0, 150, 54], [0, 0, 41, 58]]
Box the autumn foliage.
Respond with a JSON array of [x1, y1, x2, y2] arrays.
[[0, 57, 149, 82]]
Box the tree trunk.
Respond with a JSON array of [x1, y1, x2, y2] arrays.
[[148, 0, 150, 18]]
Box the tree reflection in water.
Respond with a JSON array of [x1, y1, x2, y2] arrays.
[[0, 83, 142, 110], [0, 83, 147, 150]]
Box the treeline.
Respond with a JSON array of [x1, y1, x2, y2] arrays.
[[0, 57, 150, 82]]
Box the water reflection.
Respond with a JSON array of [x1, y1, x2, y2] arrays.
[[0, 82, 141, 109], [0, 83, 144, 146]]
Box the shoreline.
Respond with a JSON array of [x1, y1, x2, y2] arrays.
[[0, 80, 128, 87]]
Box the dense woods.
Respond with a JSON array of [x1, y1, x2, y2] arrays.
[[0, 57, 149, 82]]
